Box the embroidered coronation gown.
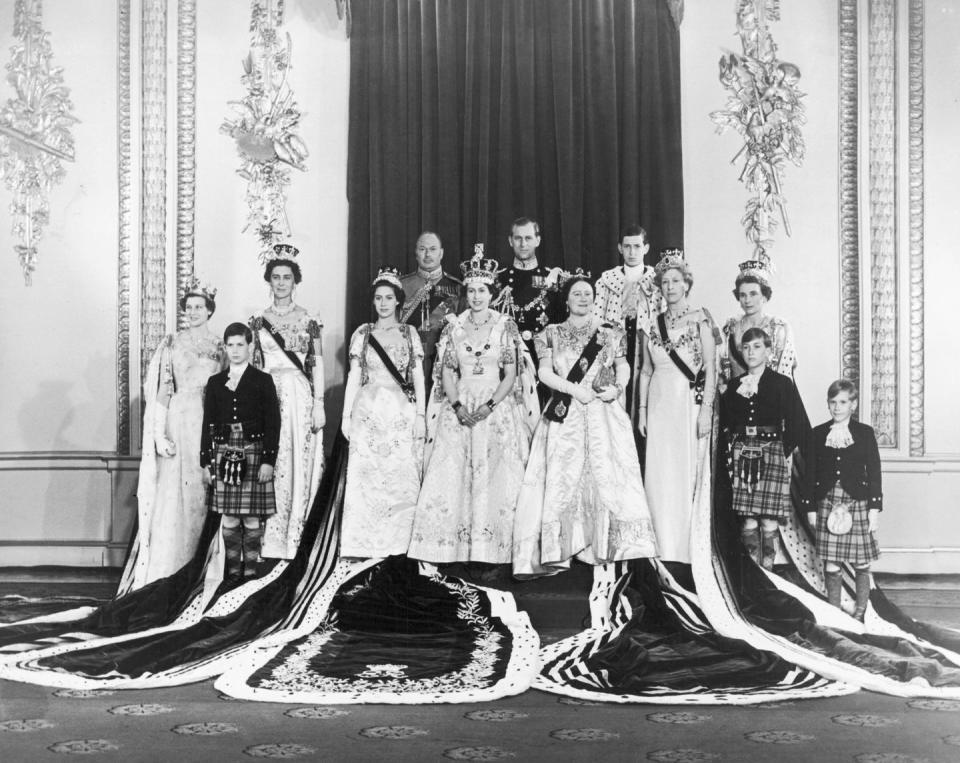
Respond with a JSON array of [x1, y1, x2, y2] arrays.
[[408, 311, 536, 564], [339, 324, 423, 558], [512, 321, 658, 576], [250, 310, 325, 560], [125, 331, 224, 591]]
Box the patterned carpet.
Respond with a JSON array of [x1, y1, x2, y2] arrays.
[[2, 572, 960, 761], [2, 678, 960, 762]]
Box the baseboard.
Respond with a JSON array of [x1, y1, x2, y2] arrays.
[[0, 544, 128, 568], [872, 548, 960, 575]]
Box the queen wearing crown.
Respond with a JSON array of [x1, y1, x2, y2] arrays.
[[637, 250, 721, 565], [407, 247, 538, 567], [512, 271, 658, 577], [339, 267, 426, 558], [126, 278, 225, 590], [248, 244, 325, 561]]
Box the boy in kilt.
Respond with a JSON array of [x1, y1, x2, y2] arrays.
[[201, 322, 281, 585], [719, 327, 813, 570], [805, 379, 882, 620]]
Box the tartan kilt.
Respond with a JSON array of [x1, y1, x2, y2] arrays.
[[816, 483, 879, 564], [730, 437, 792, 520], [209, 431, 276, 517]]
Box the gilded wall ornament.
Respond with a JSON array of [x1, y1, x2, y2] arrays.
[[710, 0, 805, 262], [0, 0, 78, 285], [220, 0, 307, 260]]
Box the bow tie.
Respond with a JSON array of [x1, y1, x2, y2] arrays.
[[737, 373, 761, 398], [825, 420, 854, 448]]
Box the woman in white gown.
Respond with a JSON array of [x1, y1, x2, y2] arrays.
[[638, 250, 719, 564], [340, 268, 426, 558], [407, 250, 537, 564], [249, 244, 325, 560], [513, 273, 658, 577], [127, 279, 224, 590]]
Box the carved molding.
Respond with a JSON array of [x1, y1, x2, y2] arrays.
[[868, 0, 897, 448], [176, 0, 196, 330], [908, 0, 924, 456], [116, 0, 132, 455], [140, 0, 167, 383], [838, 0, 860, 388]]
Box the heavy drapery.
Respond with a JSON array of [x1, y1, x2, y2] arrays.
[[346, 0, 683, 327]]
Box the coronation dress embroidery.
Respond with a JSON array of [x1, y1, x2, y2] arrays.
[[133, 331, 224, 588], [720, 314, 797, 383], [513, 321, 657, 576], [250, 309, 324, 559], [254, 571, 503, 696], [408, 312, 531, 564], [340, 324, 423, 558]]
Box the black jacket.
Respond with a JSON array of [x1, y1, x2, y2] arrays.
[[809, 419, 883, 510], [718, 368, 815, 504], [718, 368, 811, 458], [200, 365, 281, 468], [496, 265, 564, 338]]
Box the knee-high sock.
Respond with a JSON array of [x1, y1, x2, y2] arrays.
[[222, 522, 243, 580], [760, 528, 779, 571], [242, 522, 264, 578], [825, 569, 842, 608], [853, 568, 871, 620], [741, 525, 761, 565]]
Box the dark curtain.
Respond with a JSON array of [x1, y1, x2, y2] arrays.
[[346, 0, 683, 328]]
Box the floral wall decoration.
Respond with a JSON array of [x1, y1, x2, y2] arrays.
[[0, 0, 78, 285], [710, 0, 805, 264], [220, 0, 308, 261]]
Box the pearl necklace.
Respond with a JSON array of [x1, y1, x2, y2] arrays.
[[270, 301, 298, 317]]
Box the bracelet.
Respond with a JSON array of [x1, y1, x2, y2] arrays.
[[485, 398, 496, 410], [416, 412, 426, 418], [452, 401, 462, 412]]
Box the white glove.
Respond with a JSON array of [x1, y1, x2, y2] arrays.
[[153, 403, 176, 457]]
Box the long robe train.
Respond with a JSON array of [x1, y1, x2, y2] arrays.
[[539, 419, 960, 701], [0, 436, 539, 703], [0, 514, 225, 646], [215, 556, 538, 704], [709, 512, 960, 695], [693, 455, 960, 698], [536, 561, 851, 704]]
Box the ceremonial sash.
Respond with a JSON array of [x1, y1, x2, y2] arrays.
[[260, 318, 312, 391], [366, 330, 417, 403], [658, 313, 706, 404], [400, 282, 432, 324], [543, 328, 604, 423]]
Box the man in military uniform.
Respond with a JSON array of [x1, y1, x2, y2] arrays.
[[494, 217, 563, 405], [400, 231, 463, 387]]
